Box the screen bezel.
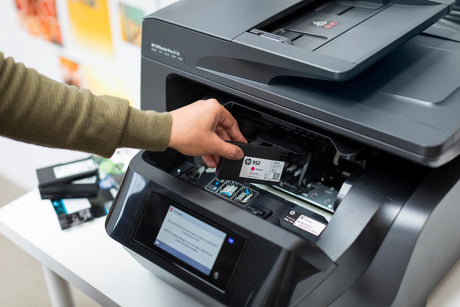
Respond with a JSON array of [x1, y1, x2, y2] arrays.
[[133, 192, 247, 292]]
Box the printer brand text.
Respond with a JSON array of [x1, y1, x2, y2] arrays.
[[151, 42, 184, 62]]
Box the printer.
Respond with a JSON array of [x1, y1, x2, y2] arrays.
[[105, 0, 460, 306]]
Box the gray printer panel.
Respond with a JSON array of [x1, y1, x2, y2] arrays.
[[149, 0, 453, 83], [114, 2, 460, 306], [141, 18, 460, 167]]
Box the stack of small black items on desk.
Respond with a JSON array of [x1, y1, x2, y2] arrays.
[[36, 156, 108, 229]]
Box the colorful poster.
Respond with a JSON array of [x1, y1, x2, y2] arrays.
[[59, 56, 83, 88], [119, 3, 144, 46], [67, 0, 113, 55], [14, 0, 63, 45]]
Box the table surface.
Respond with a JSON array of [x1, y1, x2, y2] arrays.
[[0, 189, 205, 307], [1, 189, 460, 307]]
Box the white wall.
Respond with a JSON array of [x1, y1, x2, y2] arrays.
[[0, 0, 177, 190]]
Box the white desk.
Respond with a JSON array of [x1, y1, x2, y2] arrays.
[[0, 190, 204, 307], [1, 189, 460, 307]]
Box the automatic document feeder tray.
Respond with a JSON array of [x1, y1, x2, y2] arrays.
[[149, 0, 455, 81]]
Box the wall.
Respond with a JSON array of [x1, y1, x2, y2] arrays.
[[0, 0, 176, 190]]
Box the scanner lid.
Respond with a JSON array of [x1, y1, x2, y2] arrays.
[[149, 0, 454, 81]]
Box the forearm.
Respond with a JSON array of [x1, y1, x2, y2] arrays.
[[0, 52, 172, 157]]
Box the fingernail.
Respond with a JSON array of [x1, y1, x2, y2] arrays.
[[235, 149, 244, 160]]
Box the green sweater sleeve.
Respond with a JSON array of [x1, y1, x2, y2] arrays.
[[0, 52, 171, 157]]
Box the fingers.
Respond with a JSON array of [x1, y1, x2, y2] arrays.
[[214, 102, 247, 144], [201, 154, 218, 168], [168, 98, 246, 162], [201, 134, 244, 168], [213, 135, 244, 160]]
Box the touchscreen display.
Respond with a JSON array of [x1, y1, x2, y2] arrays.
[[134, 192, 246, 291], [154, 205, 226, 275]]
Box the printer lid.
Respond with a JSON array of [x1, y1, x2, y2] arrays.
[[151, 0, 454, 81]]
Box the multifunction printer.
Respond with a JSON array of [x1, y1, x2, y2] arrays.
[[106, 0, 460, 305]]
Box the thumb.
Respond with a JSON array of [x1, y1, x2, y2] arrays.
[[212, 137, 244, 161]]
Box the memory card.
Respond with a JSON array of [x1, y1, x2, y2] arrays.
[[216, 143, 288, 184]]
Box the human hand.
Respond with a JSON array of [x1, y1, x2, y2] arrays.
[[168, 98, 247, 168]]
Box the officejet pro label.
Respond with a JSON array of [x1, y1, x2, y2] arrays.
[[150, 42, 184, 62], [239, 156, 284, 183]]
